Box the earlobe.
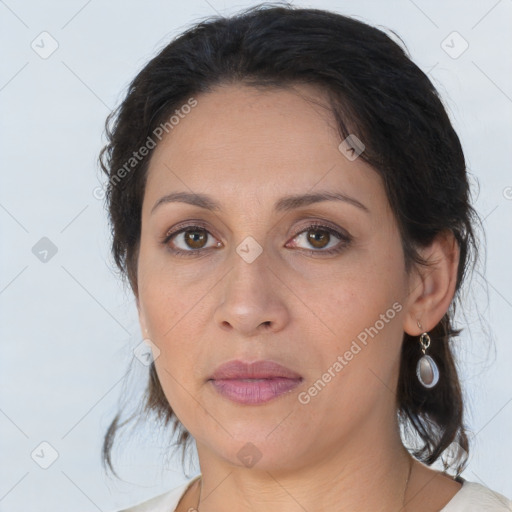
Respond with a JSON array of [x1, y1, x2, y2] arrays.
[[403, 230, 460, 336]]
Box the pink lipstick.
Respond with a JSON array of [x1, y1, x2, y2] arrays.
[[208, 360, 303, 405]]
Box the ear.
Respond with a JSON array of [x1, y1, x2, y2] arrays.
[[403, 229, 460, 336]]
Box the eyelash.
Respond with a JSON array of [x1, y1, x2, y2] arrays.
[[160, 221, 352, 258]]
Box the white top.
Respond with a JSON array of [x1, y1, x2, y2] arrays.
[[112, 475, 512, 512]]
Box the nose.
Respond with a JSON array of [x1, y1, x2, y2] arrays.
[[213, 245, 290, 337]]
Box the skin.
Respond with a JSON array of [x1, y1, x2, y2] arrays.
[[136, 83, 462, 512]]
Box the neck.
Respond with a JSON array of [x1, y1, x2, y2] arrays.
[[193, 419, 414, 512]]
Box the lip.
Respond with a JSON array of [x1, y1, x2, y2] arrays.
[[208, 360, 303, 405], [209, 359, 302, 380]]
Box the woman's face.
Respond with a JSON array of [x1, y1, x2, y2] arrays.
[[136, 83, 416, 471]]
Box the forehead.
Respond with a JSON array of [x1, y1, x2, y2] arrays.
[[143, 83, 386, 217]]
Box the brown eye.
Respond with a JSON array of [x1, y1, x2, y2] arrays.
[[288, 223, 352, 255], [183, 228, 208, 249], [307, 229, 331, 249], [163, 224, 220, 254]]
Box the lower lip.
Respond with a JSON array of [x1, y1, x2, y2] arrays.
[[209, 377, 302, 404]]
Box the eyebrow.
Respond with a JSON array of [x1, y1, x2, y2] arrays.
[[150, 190, 370, 215]]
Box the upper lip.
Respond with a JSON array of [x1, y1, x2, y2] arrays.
[[209, 360, 302, 380]]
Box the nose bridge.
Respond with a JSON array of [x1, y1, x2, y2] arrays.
[[227, 236, 271, 305], [214, 235, 288, 333], [224, 207, 272, 285]]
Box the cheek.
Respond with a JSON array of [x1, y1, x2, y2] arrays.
[[138, 254, 197, 339], [146, 296, 203, 421], [297, 271, 405, 427], [138, 286, 199, 398], [137, 244, 217, 386], [304, 242, 406, 380], [313, 257, 404, 334]]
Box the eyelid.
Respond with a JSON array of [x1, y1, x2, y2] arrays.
[[161, 219, 213, 240], [160, 220, 220, 249], [286, 221, 352, 254], [288, 219, 350, 239]]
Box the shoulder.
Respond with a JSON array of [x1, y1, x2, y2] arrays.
[[108, 475, 201, 512], [441, 479, 512, 511]]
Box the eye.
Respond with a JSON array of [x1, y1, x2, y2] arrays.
[[161, 223, 220, 256], [287, 222, 352, 255], [160, 221, 352, 257]]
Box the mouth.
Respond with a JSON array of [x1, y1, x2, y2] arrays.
[[208, 359, 303, 405], [209, 359, 302, 380]]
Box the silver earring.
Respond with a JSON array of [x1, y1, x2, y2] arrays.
[[416, 322, 439, 388]]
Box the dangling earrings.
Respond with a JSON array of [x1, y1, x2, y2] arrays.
[[416, 321, 439, 388]]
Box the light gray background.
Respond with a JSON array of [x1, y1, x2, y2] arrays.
[[1, 0, 511, 510]]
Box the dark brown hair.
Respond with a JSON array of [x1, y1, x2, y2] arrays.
[[99, 2, 483, 478]]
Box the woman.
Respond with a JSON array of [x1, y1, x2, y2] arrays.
[[100, 4, 511, 511]]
